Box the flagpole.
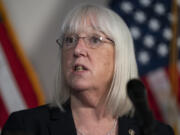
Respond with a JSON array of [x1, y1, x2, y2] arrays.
[[169, 0, 179, 134]]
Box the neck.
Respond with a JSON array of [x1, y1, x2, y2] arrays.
[[71, 98, 106, 121], [71, 89, 109, 120], [70, 93, 117, 135]]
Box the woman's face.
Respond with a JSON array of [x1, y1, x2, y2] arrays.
[[62, 27, 115, 96]]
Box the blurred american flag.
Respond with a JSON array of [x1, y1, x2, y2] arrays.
[[0, 1, 45, 132], [109, 0, 180, 134]]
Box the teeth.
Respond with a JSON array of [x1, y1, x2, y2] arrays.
[[75, 66, 84, 71]]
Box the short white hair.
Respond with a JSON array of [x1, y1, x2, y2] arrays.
[[52, 3, 139, 118]]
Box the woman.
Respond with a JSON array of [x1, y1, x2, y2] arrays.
[[1, 3, 174, 135]]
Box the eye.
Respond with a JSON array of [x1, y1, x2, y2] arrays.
[[89, 35, 102, 44], [63, 35, 77, 46]]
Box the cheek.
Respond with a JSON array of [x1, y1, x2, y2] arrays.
[[62, 52, 73, 74], [95, 48, 115, 77], [104, 52, 114, 74]]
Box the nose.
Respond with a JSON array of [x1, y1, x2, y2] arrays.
[[73, 38, 88, 57]]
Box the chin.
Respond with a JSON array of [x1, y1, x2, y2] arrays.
[[70, 82, 90, 91]]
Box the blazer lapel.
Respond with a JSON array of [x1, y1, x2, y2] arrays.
[[47, 102, 141, 135], [118, 116, 141, 135], [48, 102, 77, 135]]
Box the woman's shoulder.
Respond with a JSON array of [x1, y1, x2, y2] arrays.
[[119, 116, 174, 135], [1, 104, 64, 135], [154, 121, 174, 135], [7, 104, 66, 122], [3, 105, 51, 127], [9, 104, 51, 119], [1, 102, 75, 135]]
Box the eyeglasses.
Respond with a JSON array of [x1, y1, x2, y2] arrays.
[[56, 33, 114, 50]]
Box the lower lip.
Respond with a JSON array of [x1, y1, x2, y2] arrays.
[[72, 70, 88, 75]]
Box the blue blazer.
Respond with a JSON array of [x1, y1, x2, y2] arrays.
[[1, 102, 174, 135]]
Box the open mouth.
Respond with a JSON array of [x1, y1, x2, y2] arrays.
[[74, 65, 87, 72]]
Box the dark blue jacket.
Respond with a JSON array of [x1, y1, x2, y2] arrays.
[[1, 102, 174, 135]]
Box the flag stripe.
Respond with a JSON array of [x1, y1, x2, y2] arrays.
[[0, 22, 39, 108], [0, 0, 45, 105], [0, 43, 27, 112], [0, 0, 45, 130], [165, 65, 180, 107], [141, 76, 164, 122], [146, 68, 172, 120], [0, 93, 9, 128]]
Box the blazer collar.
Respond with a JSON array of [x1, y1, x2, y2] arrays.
[[47, 101, 140, 135], [48, 101, 77, 135]]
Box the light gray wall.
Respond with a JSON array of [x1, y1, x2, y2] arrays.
[[2, 0, 110, 102]]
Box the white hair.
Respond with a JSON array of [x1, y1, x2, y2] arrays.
[[52, 3, 139, 118]]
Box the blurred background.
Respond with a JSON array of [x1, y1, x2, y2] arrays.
[[0, 0, 180, 134]]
